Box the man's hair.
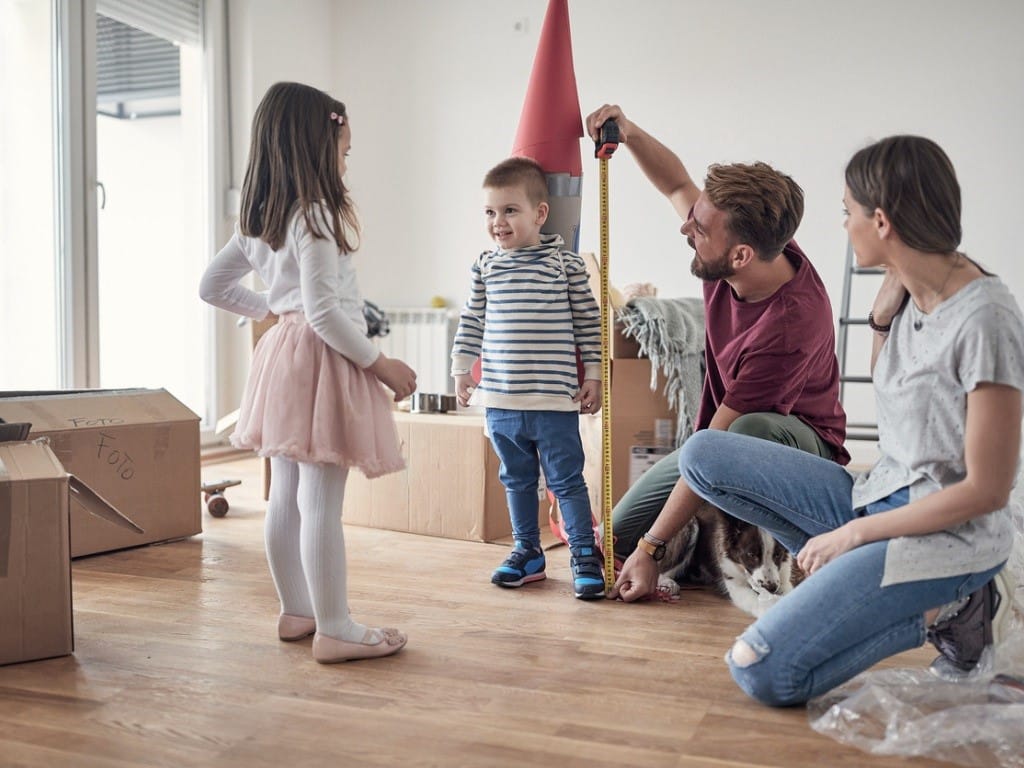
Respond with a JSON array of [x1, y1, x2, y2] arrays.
[[239, 81, 359, 252], [482, 157, 549, 206], [845, 135, 961, 254], [704, 162, 804, 259]]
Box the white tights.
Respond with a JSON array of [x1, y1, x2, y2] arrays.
[[264, 457, 368, 641]]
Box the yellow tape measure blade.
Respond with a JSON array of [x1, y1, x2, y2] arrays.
[[599, 158, 615, 590]]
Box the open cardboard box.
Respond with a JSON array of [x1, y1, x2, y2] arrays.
[[0, 440, 143, 666], [0, 389, 201, 557]]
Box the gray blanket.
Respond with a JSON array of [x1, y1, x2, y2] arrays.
[[616, 297, 705, 446]]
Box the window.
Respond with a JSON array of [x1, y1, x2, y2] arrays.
[[0, 0, 60, 389], [0, 0, 217, 429]]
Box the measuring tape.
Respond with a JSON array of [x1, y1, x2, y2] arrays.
[[595, 120, 619, 589]]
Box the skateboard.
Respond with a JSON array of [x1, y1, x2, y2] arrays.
[[201, 479, 242, 517]]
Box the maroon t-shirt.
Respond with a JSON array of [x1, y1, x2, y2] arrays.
[[696, 241, 850, 464]]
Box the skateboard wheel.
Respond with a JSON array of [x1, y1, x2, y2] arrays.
[[207, 494, 229, 518]]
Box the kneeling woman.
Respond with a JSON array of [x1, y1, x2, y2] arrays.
[[679, 135, 1022, 706]]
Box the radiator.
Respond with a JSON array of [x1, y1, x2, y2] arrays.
[[376, 307, 458, 395]]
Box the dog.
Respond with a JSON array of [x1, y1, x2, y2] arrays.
[[657, 504, 803, 617]]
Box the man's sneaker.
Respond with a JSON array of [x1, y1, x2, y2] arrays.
[[491, 542, 546, 588], [570, 545, 606, 600], [927, 568, 1014, 675]]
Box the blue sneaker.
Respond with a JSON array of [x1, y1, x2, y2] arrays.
[[491, 542, 546, 588], [570, 545, 606, 600]]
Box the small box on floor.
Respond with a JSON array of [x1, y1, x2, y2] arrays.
[[0, 440, 141, 666], [0, 389, 201, 557]]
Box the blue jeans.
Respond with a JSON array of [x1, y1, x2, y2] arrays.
[[485, 409, 594, 550], [678, 430, 1005, 707], [611, 412, 834, 560]]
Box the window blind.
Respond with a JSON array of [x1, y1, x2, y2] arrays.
[[97, 15, 180, 109], [96, 0, 202, 47]]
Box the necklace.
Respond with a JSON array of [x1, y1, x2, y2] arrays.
[[913, 251, 962, 331]]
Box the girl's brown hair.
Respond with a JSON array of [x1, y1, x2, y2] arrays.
[[239, 81, 359, 252], [845, 135, 961, 254]]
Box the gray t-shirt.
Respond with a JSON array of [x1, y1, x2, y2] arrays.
[[851, 276, 1024, 586]]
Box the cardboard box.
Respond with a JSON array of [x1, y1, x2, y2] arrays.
[[629, 445, 674, 486], [343, 411, 514, 542], [612, 321, 643, 359], [580, 358, 677, 511], [0, 440, 141, 666], [609, 360, 676, 505], [0, 389, 201, 557]]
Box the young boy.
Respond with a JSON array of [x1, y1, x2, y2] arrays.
[[451, 157, 605, 599]]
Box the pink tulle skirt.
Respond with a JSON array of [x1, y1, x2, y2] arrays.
[[231, 311, 405, 477]]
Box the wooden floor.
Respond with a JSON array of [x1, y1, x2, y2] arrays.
[[0, 455, 947, 768]]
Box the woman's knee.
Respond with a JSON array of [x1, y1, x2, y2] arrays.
[[726, 632, 808, 707]]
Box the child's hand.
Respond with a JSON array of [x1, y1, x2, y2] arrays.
[[368, 354, 417, 401], [454, 373, 475, 407], [574, 379, 602, 414]]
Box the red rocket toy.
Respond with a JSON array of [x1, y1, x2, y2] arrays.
[[511, 0, 584, 253]]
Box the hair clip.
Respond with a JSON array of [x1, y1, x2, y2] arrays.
[[329, 111, 345, 126]]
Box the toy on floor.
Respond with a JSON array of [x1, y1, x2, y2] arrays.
[[201, 478, 242, 517]]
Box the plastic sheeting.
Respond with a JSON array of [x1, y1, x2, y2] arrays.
[[808, 481, 1024, 767]]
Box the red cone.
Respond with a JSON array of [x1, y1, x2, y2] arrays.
[[511, 0, 583, 177]]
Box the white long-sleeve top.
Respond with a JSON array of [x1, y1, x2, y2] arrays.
[[199, 205, 379, 368]]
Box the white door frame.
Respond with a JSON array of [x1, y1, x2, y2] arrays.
[[54, 0, 99, 387], [52, 0, 226, 440]]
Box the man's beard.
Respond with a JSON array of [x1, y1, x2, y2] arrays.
[[688, 238, 735, 281]]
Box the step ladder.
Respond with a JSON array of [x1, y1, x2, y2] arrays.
[[836, 240, 882, 441]]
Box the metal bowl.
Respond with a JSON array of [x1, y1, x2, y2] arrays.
[[409, 392, 458, 414]]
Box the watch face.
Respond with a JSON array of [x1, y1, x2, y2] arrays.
[[639, 538, 667, 561]]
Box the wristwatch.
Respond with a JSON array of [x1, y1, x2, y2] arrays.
[[636, 532, 667, 561]]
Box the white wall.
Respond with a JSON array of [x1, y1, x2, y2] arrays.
[[330, 0, 1023, 307], [221, 0, 1024, 452]]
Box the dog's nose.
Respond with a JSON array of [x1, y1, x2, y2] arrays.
[[761, 580, 779, 594]]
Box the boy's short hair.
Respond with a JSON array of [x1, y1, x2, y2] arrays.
[[483, 157, 549, 206]]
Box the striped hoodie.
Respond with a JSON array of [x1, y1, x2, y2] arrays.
[[451, 234, 602, 411]]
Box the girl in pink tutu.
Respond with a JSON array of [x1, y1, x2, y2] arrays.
[[199, 81, 415, 663]]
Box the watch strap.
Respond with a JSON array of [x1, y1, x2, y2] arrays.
[[642, 531, 666, 547], [636, 536, 666, 561]]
